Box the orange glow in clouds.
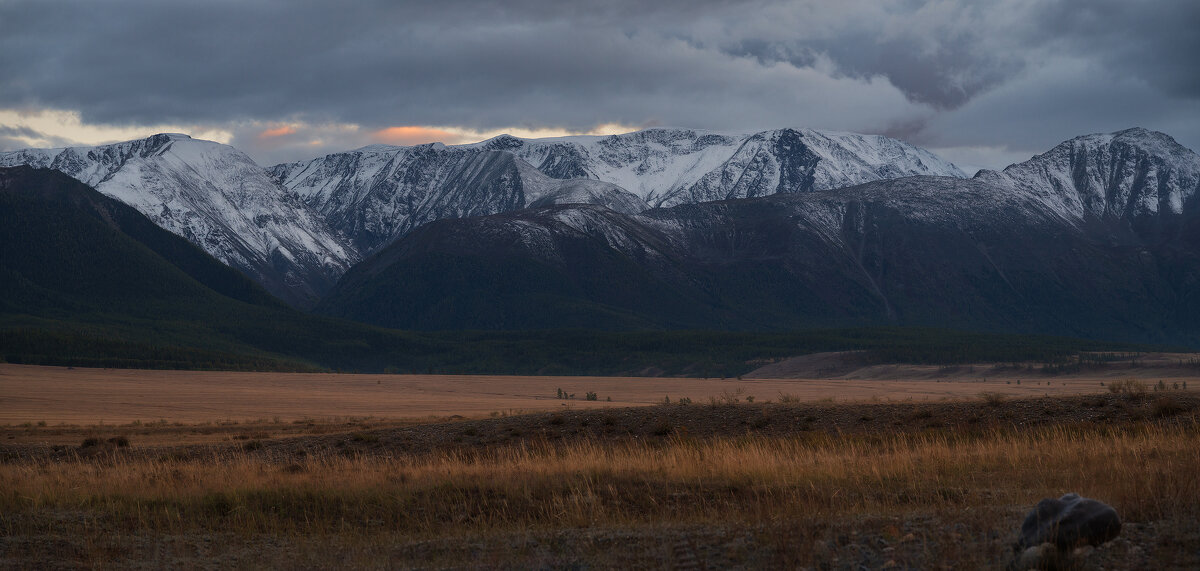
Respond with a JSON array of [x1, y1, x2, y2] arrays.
[[258, 125, 297, 139], [371, 126, 462, 145]]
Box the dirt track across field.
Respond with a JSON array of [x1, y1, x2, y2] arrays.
[[4, 358, 1189, 425]]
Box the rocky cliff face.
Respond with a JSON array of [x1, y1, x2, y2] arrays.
[[0, 134, 357, 307]]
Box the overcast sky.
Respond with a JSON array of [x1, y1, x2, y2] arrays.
[[2, 0, 1198, 173]]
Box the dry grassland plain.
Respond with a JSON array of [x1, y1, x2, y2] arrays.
[[0, 359, 1172, 425], [2, 359, 1198, 569]]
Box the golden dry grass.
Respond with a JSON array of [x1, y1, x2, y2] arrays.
[[3, 419, 1198, 567], [8, 423, 1197, 529]]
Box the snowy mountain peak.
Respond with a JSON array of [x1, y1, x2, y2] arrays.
[[977, 128, 1200, 221], [1109, 127, 1196, 159], [0, 134, 357, 307], [482, 134, 524, 150]]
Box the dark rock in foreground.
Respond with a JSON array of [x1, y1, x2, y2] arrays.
[[1012, 493, 1121, 569]]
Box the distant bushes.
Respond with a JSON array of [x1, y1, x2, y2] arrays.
[[1107, 379, 1148, 398], [1152, 396, 1191, 418], [79, 435, 130, 449], [979, 392, 1007, 406]]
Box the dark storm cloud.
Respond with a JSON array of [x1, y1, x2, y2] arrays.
[[0, 125, 46, 141], [0, 135, 33, 151], [1, 0, 768, 129], [0, 125, 76, 149], [718, 19, 1021, 110], [1027, 0, 1200, 98], [1, 0, 1198, 167], [0, 0, 924, 141], [706, 0, 1200, 110]]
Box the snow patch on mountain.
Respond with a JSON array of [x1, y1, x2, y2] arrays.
[[517, 162, 649, 214]]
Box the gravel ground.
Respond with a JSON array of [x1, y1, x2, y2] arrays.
[[3, 510, 1197, 569]]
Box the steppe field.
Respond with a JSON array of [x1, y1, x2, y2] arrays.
[[6, 352, 1196, 425], [2, 356, 1199, 569]]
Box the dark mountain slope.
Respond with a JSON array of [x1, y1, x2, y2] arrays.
[[318, 205, 720, 330], [0, 135, 358, 308], [0, 166, 281, 314], [0, 166, 448, 370], [317, 172, 1200, 345]]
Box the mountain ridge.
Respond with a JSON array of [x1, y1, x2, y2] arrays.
[[0, 134, 358, 308], [7, 125, 1196, 336], [270, 127, 965, 256], [0, 165, 284, 310], [976, 127, 1200, 227], [316, 128, 1200, 345], [2, 126, 964, 300]]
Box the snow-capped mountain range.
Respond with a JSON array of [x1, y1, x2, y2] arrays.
[[473, 128, 965, 206], [271, 128, 965, 253], [1, 127, 966, 302], [0, 134, 355, 307], [318, 128, 1200, 341], [4, 125, 1197, 320]]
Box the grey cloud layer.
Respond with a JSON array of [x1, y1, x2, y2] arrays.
[[2, 0, 1198, 166]]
